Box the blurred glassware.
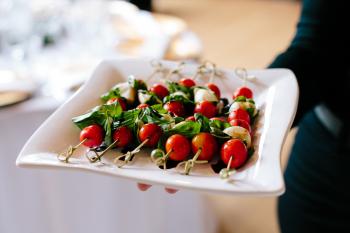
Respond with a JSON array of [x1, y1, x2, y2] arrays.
[[152, 13, 202, 61], [0, 69, 37, 107], [0, 0, 202, 107], [0, 0, 33, 61], [30, 0, 69, 47], [0, 90, 31, 107]]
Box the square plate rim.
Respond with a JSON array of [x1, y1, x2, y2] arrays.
[[16, 58, 299, 196]]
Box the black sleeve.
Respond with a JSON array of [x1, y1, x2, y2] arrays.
[[269, 0, 350, 124], [130, 0, 152, 11]]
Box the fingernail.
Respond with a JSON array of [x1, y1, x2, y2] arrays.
[[165, 188, 178, 194], [137, 183, 151, 191]]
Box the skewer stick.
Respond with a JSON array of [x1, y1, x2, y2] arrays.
[[114, 138, 150, 168], [176, 148, 208, 175], [85, 139, 119, 163], [219, 155, 236, 179], [57, 138, 87, 163], [163, 61, 186, 82], [153, 149, 173, 171]]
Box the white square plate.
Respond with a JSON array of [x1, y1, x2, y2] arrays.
[[16, 59, 298, 196]]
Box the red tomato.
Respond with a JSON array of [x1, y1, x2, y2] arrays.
[[192, 132, 218, 161], [179, 78, 196, 88], [206, 83, 221, 99], [186, 116, 196, 121], [106, 97, 127, 111], [113, 126, 133, 148], [194, 101, 217, 118], [138, 123, 162, 147], [164, 101, 185, 117], [80, 124, 104, 148], [229, 119, 251, 133], [233, 86, 253, 99], [228, 108, 250, 124], [150, 84, 169, 99], [220, 139, 247, 168], [137, 103, 149, 109], [166, 134, 191, 161]]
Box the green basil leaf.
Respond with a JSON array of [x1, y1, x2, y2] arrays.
[[234, 96, 247, 102], [250, 109, 259, 125], [100, 88, 121, 102], [173, 116, 185, 124], [247, 98, 255, 104], [157, 137, 166, 151], [103, 116, 113, 145], [115, 107, 172, 135], [248, 147, 255, 158], [209, 127, 231, 139], [151, 104, 167, 114], [117, 108, 142, 131], [165, 121, 201, 138], [72, 102, 123, 145], [209, 119, 231, 130], [167, 81, 191, 94], [246, 107, 255, 119], [209, 119, 222, 129], [72, 106, 103, 130], [207, 119, 231, 139], [194, 113, 210, 132], [163, 93, 193, 105], [72, 102, 123, 130], [141, 108, 174, 130], [129, 76, 147, 90], [100, 102, 124, 119]]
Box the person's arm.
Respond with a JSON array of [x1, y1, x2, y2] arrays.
[[130, 0, 152, 11], [269, 0, 350, 124]]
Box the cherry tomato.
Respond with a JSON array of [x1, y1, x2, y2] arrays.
[[194, 101, 217, 118], [186, 116, 196, 121], [228, 108, 250, 124], [220, 139, 247, 168], [210, 117, 226, 122], [229, 119, 251, 133], [113, 126, 133, 148], [80, 124, 104, 148], [179, 78, 196, 88], [106, 97, 127, 111], [233, 86, 253, 99], [150, 84, 169, 99], [192, 132, 218, 161], [165, 134, 191, 161], [164, 101, 185, 117], [206, 83, 221, 99], [137, 103, 149, 109], [138, 123, 162, 147]]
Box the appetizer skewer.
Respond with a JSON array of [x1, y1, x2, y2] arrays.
[[57, 124, 104, 163], [61, 61, 259, 180]]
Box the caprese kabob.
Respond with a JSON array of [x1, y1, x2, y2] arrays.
[[58, 76, 146, 163], [59, 64, 258, 179], [148, 78, 258, 176]]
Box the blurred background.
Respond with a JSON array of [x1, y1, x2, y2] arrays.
[[0, 0, 300, 233]]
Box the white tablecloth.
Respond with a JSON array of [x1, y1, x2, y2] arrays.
[[0, 98, 217, 233]]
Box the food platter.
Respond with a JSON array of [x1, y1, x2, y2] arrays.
[[16, 58, 298, 196]]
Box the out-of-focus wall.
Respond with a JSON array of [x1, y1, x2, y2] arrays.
[[155, 0, 301, 68]]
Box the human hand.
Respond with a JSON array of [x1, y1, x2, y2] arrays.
[[137, 183, 178, 194]]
